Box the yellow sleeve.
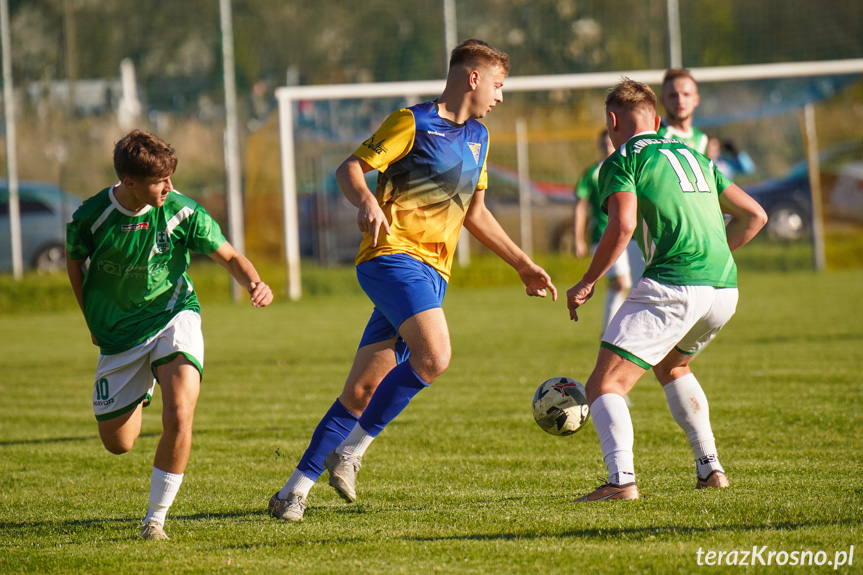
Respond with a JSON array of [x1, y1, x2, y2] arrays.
[[476, 127, 489, 190], [352, 108, 415, 172]]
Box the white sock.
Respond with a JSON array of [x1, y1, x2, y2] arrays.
[[278, 469, 316, 499], [590, 393, 636, 485], [335, 424, 375, 458], [663, 373, 724, 478], [143, 467, 184, 525], [602, 287, 627, 329]]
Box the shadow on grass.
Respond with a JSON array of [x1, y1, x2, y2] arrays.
[[401, 519, 843, 542], [0, 426, 286, 448], [0, 509, 266, 536], [735, 331, 863, 345], [0, 431, 159, 447]]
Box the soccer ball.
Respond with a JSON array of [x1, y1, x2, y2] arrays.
[[532, 376, 590, 436]]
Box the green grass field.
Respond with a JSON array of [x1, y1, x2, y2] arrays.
[[1, 259, 862, 573]]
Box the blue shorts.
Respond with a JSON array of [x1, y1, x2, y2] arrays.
[[356, 254, 448, 358]]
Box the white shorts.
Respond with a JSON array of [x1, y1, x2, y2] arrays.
[[591, 240, 645, 282], [92, 310, 204, 421], [601, 278, 738, 368]]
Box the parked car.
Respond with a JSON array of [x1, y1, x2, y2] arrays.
[[744, 142, 863, 241], [744, 171, 813, 241], [0, 181, 81, 273]]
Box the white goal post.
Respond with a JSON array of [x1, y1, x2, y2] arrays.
[[276, 58, 863, 300]]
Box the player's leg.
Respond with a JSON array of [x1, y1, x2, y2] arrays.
[[141, 311, 204, 539], [602, 241, 637, 330], [654, 351, 727, 487], [97, 403, 145, 454], [271, 305, 403, 521], [577, 279, 697, 502], [324, 255, 448, 503], [93, 346, 157, 454], [603, 273, 630, 329], [152, 355, 200, 473], [271, 337, 398, 521], [139, 354, 200, 539], [653, 287, 738, 489], [327, 307, 449, 502], [352, 306, 450, 435], [339, 337, 401, 416], [573, 347, 645, 502]]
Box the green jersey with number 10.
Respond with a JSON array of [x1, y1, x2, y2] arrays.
[[66, 186, 226, 355], [599, 134, 736, 288]]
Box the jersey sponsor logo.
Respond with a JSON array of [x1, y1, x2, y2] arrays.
[[93, 398, 115, 407], [97, 260, 169, 278], [155, 230, 170, 254], [468, 142, 482, 163], [426, 130, 446, 137], [361, 134, 388, 155], [120, 222, 150, 232]]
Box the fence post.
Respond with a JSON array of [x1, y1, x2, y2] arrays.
[[801, 103, 826, 272]]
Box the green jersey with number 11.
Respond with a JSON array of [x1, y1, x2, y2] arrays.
[[599, 133, 736, 288], [66, 186, 226, 355]]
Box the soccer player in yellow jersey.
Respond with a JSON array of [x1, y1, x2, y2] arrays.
[[269, 39, 557, 522]]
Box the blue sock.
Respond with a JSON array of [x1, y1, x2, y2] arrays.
[[296, 399, 358, 480], [358, 361, 428, 437]]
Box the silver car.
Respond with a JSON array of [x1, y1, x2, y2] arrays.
[[0, 181, 81, 273]]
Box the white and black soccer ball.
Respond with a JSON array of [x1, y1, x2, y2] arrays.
[[532, 376, 590, 436]]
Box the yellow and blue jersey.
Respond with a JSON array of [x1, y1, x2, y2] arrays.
[[352, 101, 490, 281]]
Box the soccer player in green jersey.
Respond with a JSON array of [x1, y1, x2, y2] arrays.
[[566, 78, 766, 502], [66, 130, 273, 539], [657, 69, 709, 154]]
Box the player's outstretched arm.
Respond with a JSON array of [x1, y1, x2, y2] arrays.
[[207, 243, 273, 307], [336, 155, 390, 248], [463, 189, 557, 301], [719, 184, 768, 252]]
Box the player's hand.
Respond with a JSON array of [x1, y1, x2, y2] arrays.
[[567, 280, 595, 321], [248, 281, 273, 308], [90, 333, 99, 346], [518, 263, 558, 301], [357, 198, 390, 248]]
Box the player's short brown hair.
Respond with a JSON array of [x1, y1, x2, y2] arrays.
[[449, 39, 511, 75], [113, 130, 177, 180], [662, 68, 697, 87], [605, 77, 657, 115]]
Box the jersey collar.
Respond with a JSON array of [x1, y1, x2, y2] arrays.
[[110, 183, 153, 217]]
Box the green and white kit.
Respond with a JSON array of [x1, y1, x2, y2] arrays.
[[597, 133, 739, 367], [67, 186, 225, 418]]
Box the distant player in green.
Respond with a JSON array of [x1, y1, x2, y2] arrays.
[[66, 130, 273, 539], [566, 78, 766, 502], [573, 130, 644, 331], [657, 69, 708, 154]]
